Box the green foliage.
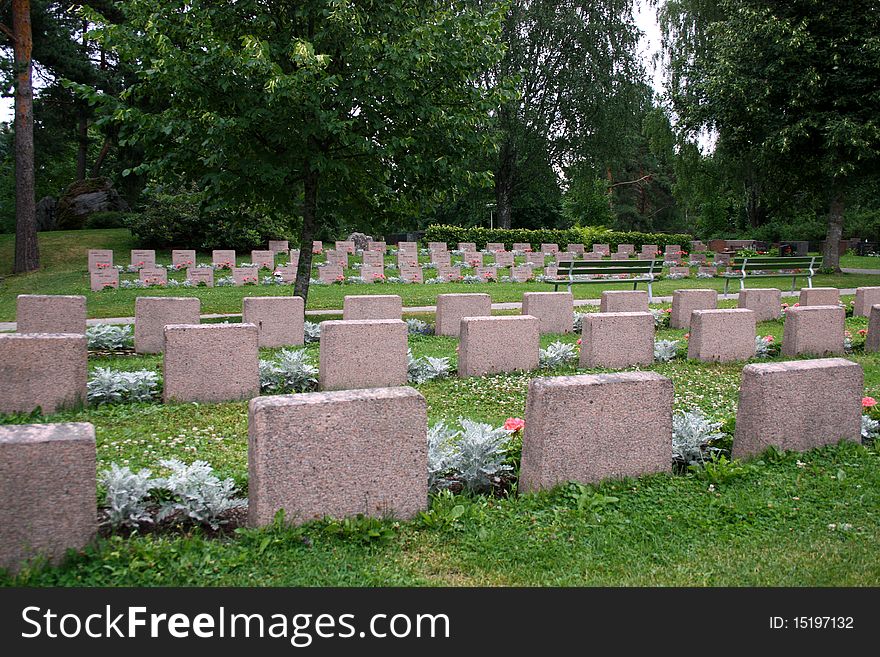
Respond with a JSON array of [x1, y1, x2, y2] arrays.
[[84, 211, 131, 230], [688, 454, 753, 484], [424, 224, 691, 251], [125, 186, 295, 251], [562, 176, 615, 227]]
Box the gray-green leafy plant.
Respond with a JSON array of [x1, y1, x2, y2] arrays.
[[86, 324, 134, 351], [427, 422, 460, 493], [407, 350, 451, 384], [672, 409, 726, 466], [406, 318, 434, 335], [539, 341, 578, 368], [454, 419, 514, 494], [156, 459, 247, 530], [87, 368, 161, 404], [654, 339, 680, 362], [303, 321, 321, 344], [99, 463, 160, 528], [861, 415, 879, 444], [259, 349, 318, 394]]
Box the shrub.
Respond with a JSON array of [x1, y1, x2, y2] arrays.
[[99, 464, 159, 528], [424, 224, 691, 252], [653, 339, 680, 362], [87, 367, 161, 404], [672, 409, 726, 466], [156, 459, 247, 530], [86, 324, 134, 351], [84, 211, 132, 229], [539, 341, 578, 368], [407, 350, 451, 384], [259, 349, 318, 394]]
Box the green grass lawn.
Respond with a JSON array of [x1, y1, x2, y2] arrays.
[[3, 229, 880, 320], [1, 316, 879, 586]]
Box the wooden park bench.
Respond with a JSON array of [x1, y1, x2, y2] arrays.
[[551, 259, 661, 298], [721, 255, 822, 294]]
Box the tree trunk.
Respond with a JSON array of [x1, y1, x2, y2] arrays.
[[294, 170, 319, 305], [495, 138, 514, 230], [76, 108, 88, 181], [90, 136, 112, 177], [822, 193, 845, 272], [13, 0, 38, 273]]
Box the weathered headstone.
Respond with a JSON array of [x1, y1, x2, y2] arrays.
[[475, 266, 497, 280], [567, 244, 585, 254], [781, 305, 845, 356], [526, 252, 545, 267], [670, 289, 717, 328], [462, 251, 483, 267], [457, 242, 476, 252], [163, 323, 260, 403], [130, 249, 156, 269], [738, 288, 781, 322], [319, 320, 408, 390], [312, 241, 323, 253], [511, 266, 535, 282], [326, 250, 350, 268], [610, 252, 629, 261], [0, 422, 96, 573], [248, 387, 427, 526], [87, 249, 113, 272], [555, 251, 575, 263], [540, 243, 559, 254], [361, 251, 384, 267], [431, 251, 452, 267], [521, 292, 574, 334], [592, 243, 610, 256], [853, 287, 880, 317], [519, 372, 672, 492], [599, 290, 649, 313], [359, 265, 385, 282], [288, 249, 300, 267], [251, 250, 275, 270], [139, 267, 168, 286], [90, 269, 119, 291], [866, 305, 880, 352], [212, 250, 236, 269], [641, 245, 658, 258], [187, 267, 214, 287], [318, 265, 344, 283], [732, 358, 862, 458], [458, 316, 540, 377], [397, 252, 419, 268], [268, 240, 289, 254], [233, 267, 260, 286], [428, 241, 448, 252], [617, 244, 635, 255], [798, 287, 840, 307], [0, 334, 88, 414], [134, 296, 201, 354], [687, 309, 756, 362], [486, 242, 505, 252], [580, 312, 654, 368], [367, 240, 387, 252], [513, 242, 532, 252], [343, 295, 403, 320], [242, 296, 305, 347], [435, 293, 492, 336], [335, 240, 356, 254], [494, 251, 514, 267], [16, 295, 86, 334], [274, 264, 296, 284], [172, 250, 196, 269], [436, 266, 462, 282]]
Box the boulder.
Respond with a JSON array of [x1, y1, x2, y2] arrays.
[[347, 232, 373, 252], [56, 178, 130, 229], [35, 196, 57, 231]]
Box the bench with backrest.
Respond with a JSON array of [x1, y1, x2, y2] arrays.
[[551, 259, 661, 298], [721, 255, 822, 294]]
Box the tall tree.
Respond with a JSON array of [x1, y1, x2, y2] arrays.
[[488, 0, 645, 228], [9, 0, 38, 272], [662, 0, 880, 269], [78, 1, 505, 302]]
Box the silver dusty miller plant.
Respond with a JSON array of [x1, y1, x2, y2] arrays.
[[86, 324, 133, 351], [672, 409, 726, 466], [259, 348, 318, 393], [303, 321, 321, 344], [653, 339, 680, 362], [99, 463, 160, 528], [407, 350, 451, 384], [406, 318, 435, 335], [861, 415, 880, 444], [156, 459, 247, 529], [87, 367, 161, 404], [539, 341, 578, 368], [454, 419, 514, 493], [573, 311, 588, 333], [427, 422, 460, 492]]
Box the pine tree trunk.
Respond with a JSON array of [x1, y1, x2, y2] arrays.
[[495, 138, 514, 230], [294, 170, 319, 305], [13, 0, 38, 274], [822, 193, 845, 272]]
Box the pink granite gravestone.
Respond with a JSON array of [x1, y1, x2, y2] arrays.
[[521, 292, 574, 334], [670, 289, 717, 328], [90, 269, 118, 291], [134, 296, 201, 354], [687, 309, 756, 362], [251, 250, 275, 270], [0, 334, 88, 414], [318, 265, 344, 283], [16, 295, 86, 334], [130, 249, 156, 269], [242, 296, 305, 347], [798, 287, 840, 306], [435, 293, 492, 336], [212, 250, 236, 269], [268, 240, 289, 254], [519, 372, 672, 491], [738, 288, 781, 322], [187, 268, 214, 287], [172, 250, 196, 269], [580, 312, 654, 368], [342, 295, 403, 320], [248, 387, 427, 526], [781, 305, 845, 356], [853, 287, 880, 317], [139, 267, 168, 286], [319, 320, 408, 390], [88, 249, 113, 272], [599, 290, 649, 313], [233, 267, 260, 286], [458, 316, 540, 377]]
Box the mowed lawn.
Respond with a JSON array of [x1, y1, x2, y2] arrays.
[[1, 228, 879, 587], [2, 229, 880, 320]]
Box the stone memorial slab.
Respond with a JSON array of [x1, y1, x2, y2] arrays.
[[134, 296, 201, 354], [212, 250, 236, 269], [567, 244, 585, 254], [732, 358, 862, 458], [16, 295, 86, 334], [670, 289, 717, 328], [361, 251, 384, 267], [526, 252, 546, 267], [494, 251, 514, 267], [0, 422, 96, 573], [519, 372, 672, 492], [172, 250, 196, 269], [435, 293, 492, 336], [798, 287, 840, 307], [617, 244, 635, 255], [335, 240, 356, 254], [343, 295, 402, 321], [458, 316, 540, 377], [88, 249, 113, 272], [251, 250, 275, 270], [248, 387, 427, 526], [233, 267, 260, 286], [738, 288, 781, 322], [359, 265, 386, 282], [540, 243, 559, 254], [0, 334, 88, 414], [187, 267, 214, 287], [687, 309, 756, 362], [319, 319, 408, 390], [592, 244, 610, 256], [486, 242, 505, 252], [436, 266, 462, 282], [522, 292, 573, 334], [854, 287, 880, 317], [511, 266, 536, 282], [164, 323, 260, 403], [268, 240, 289, 254], [318, 265, 344, 283], [475, 266, 497, 281], [462, 252, 483, 267], [580, 312, 654, 368], [130, 249, 156, 269], [457, 242, 476, 252], [242, 296, 305, 347], [367, 240, 387, 252], [599, 290, 649, 313], [139, 267, 168, 286], [399, 265, 423, 283], [431, 251, 451, 267], [90, 269, 118, 291], [782, 305, 845, 356], [513, 242, 532, 252]]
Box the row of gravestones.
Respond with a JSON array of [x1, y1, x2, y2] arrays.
[[0, 355, 864, 572], [6, 287, 880, 413], [88, 243, 717, 290]]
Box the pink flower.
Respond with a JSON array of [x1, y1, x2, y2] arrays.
[[504, 417, 525, 432], [764, 335, 775, 342], [576, 338, 582, 345], [859, 329, 868, 336], [793, 303, 800, 307], [862, 396, 877, 408], [684, 333, 690, 339], [664, 308, 672, 313]]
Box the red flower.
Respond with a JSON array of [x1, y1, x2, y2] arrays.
[[859, 329, 868, 336], [862, 396, 877, 408], [684, 333, 690, 339], [576, 338, 582, 345], [503, 417, 525, 432], [764, 335, 775, 342]]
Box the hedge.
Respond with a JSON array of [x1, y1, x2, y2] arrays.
[[423, 225, 693, 252]]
